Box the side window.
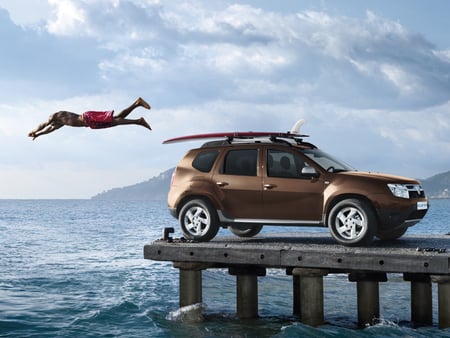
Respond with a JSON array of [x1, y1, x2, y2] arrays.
[[192, 150, 219, 172], [267, 149, 306, 178], [222, 149, 257, 176]]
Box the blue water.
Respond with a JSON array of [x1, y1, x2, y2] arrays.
[[0, 199, 449, 337]]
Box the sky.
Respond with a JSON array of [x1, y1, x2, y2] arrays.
[[0, 0, 449, 199]]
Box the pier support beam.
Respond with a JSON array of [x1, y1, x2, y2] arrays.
[[404, 273, 432, 327], [292, 268, 328, 327], [349, 272, 387, 327], [174, 262, 211, 307], [229, 266, 266, 319], [431, 275, 450, 329]]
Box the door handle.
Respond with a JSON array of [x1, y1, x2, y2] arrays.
[[263, 184, 277, 190], [216, 181, 229, 187]]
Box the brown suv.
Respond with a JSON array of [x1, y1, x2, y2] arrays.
[[167, 136, 428, 246]]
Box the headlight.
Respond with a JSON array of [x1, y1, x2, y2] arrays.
[[387, 184, 409, 199]]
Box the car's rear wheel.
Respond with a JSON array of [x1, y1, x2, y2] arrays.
[[229, 224, 263, 238], [328, 198, 376, 246], [376, 226, 408, 240], [179, 199, 219, 241]]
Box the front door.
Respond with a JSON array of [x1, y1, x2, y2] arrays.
[[262, 148, 324, 221]]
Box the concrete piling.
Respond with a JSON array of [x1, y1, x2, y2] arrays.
[[174, 262, 210, 307], [229, 266, 266, 319], [404, 273, 433, 327], [349, 272, 387, 327], [292, 268, 328, 327], [431, 275, 450, 329]]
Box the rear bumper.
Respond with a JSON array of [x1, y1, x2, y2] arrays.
[[169, 207, 177, 218]]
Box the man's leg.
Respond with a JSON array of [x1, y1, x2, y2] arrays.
[[115, 97, 151, 119], [111, 117, 152, 130]]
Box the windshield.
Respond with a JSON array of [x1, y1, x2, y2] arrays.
[[300, 149, 355, 172]]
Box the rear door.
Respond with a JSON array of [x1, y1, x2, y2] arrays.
[[262, 147, 324, 222], [212, 147, 263, 219]]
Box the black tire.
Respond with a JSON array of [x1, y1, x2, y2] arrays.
[[328, 199, 376, 246], [179, 199, 219, 241], [229, 224, 263, 238], [377, 226, 408, 240]]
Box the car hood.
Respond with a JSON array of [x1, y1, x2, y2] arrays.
[[338, 171, 421, 184]]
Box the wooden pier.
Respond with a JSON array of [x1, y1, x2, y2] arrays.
[[144, 232, 450, 329]]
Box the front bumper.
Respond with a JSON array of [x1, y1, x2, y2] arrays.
[[376, 200, 428, 231]]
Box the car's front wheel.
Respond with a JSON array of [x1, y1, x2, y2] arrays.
[[179, 199, 219, 241], [328, 199, 376, 246], [229, 224, 263, 238]]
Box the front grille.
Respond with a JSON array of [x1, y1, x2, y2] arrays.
[[406, 184, 426, 198]]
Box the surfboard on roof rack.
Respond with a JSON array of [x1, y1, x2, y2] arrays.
[[163, 119, 308, 144], [162, 131, 309, 144]]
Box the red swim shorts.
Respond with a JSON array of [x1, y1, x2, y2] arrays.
[[82, 110, 114, 129]]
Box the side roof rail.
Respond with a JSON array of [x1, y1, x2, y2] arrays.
[[200, 136, 317, 149]]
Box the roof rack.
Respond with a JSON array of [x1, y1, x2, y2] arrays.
[[201, 134, 317, 149]]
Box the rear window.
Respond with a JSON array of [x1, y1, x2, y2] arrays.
[[192, 150, 219, 172], [222, 149, 257, 176]]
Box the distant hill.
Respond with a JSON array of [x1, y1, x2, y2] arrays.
[[91, 168, 174, 200], [91, 168, 450, 200], [421, 170, 450, 199]]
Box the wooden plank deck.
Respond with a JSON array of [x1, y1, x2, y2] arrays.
[[144, 233, 450, 274]]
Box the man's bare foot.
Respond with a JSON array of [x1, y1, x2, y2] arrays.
[[136, 97, 151, 110], [28, 132, 35, 138], [139, 117, 152, 130]]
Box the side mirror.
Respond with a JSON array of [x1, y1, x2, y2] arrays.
[[301, 166, 320, 178]]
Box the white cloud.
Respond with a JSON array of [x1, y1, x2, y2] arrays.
[[47, 0, 87, 35], [379, 63, 419, 94], [31, 1, 450, 109]]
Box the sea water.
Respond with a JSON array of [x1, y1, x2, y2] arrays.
[[0, 199, 449, 337]]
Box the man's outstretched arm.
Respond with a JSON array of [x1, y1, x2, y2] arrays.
[[29, 124, 62, 140]]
